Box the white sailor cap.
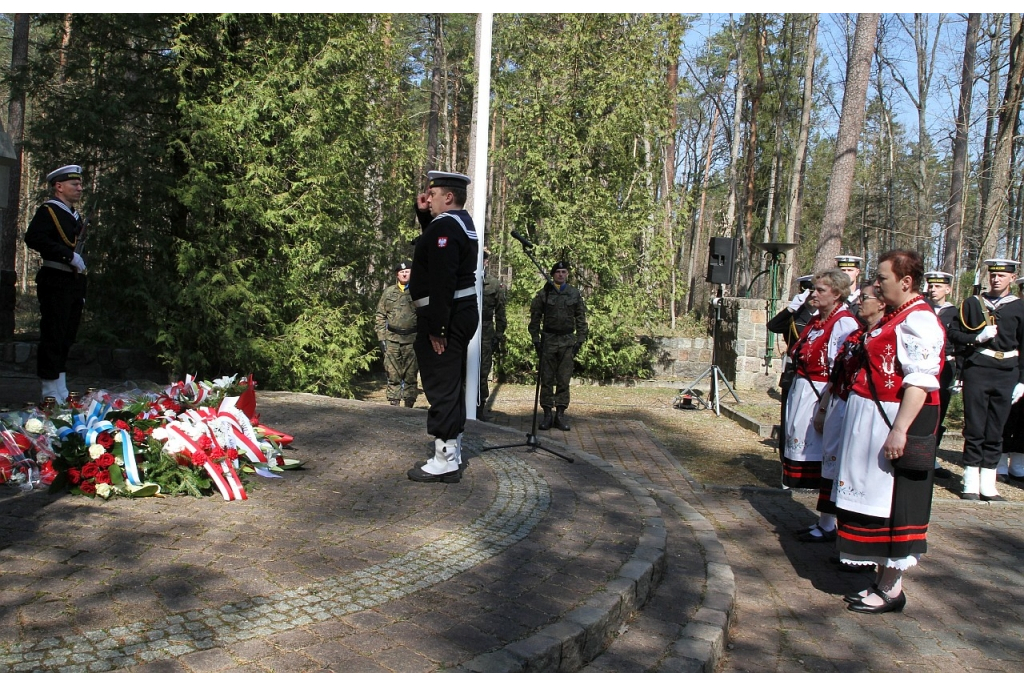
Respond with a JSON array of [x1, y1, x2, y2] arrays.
[[427, 170, 471, 189], [1016, 276, 1024, 287], [924, 271, 954, 284], [46, 165, 82, 184], [835, 255, 863, 268], [984, 258, 1019, 273], [796, 273, 814, 284]]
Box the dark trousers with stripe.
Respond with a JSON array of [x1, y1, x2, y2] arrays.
[[414, 298, 479, 442], [961, 363, 1015, 469]]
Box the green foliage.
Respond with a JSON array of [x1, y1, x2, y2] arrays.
[[19, 14, 184, 350], [166, 14, 421, 393]]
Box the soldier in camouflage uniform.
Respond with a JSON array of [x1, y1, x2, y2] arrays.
[[478, 249, 507, 421], [529, 260, 588, 431], [375, 260, 419, 407]]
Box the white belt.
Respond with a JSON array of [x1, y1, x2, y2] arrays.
[[41, 260, 74, 273], [413, 286, 476, 309], [978, 348, 1019, 360]]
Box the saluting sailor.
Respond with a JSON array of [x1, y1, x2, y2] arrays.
[[836, 255, 864, 318], [406, 171, 479, 484], [23, 164, 89, 404], [924, 270, 957, 479], [947, 258, 1024, 501]]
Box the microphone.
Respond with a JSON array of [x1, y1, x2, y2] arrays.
[[511, 230, 534, 248]]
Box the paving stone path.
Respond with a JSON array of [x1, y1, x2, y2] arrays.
[[2, 382, 1023, 672]]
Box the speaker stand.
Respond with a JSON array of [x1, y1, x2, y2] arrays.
[[681, 285, 741, 417]]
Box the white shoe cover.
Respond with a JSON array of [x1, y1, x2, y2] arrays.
[[980, 468, 1001, 498], [962, 466, 980, 495], [421, 439, 459, 475]]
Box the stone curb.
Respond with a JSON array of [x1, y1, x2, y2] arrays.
[[459, 423, 735, 673]]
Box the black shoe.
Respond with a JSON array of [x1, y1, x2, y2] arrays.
[[553, 408, 570, 431], [539, 408, 553, 431], [1008, 474, 1024, 483], [389, 399, 401, 407], [933, 467, 953, 479], [404, 398, 416, 408], [847, 588, 906, 614], [960, 492, 980, 501], [997, 473, 1009, 484], [407, 464, 461, 483], [981, 493, 1006, 502], [843, 584, 878, 603], [797, 524, 837, 543]]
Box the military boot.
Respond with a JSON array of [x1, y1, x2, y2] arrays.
[[539, 407, 553, 430], [553, 406, 570, 431], [404, 398, 416, 408], [389, 398, 401, 407]]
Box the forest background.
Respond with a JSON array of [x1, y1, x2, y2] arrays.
[[0, 13, 1022, 397]]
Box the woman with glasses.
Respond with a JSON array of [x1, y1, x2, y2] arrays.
[[835, 250, 945, 614], [813, 283, 886, 564], [784, 269, 859, 542]]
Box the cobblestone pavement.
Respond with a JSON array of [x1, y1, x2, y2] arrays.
[[490, 403, 1024, 673], [3, 377, 1023, 672]]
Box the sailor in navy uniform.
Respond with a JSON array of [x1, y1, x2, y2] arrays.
[[23, 165, 89, 404], [924, 271, 957, 479], [406, 171, 479, 483], [947, 259, 1024, 501], [999, 274, 1024, 484], [836, 255, 864, 318]]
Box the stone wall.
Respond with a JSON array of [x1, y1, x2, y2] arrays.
[[650, 297, 779, 391]]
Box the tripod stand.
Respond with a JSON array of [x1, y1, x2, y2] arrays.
[[681, 285, 741, 416], [480, 239, 573, 464]]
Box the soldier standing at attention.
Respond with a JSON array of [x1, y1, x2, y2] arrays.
[[947, 258, 1024, 501], [529, 261, 588, 431], [478, 248, 507, 421], [835, 255, 864, 317], [406, 171, 478, 484], [375, 260, 419, 408], [24, 164, 89, 404], [924, 270, 957, 479]]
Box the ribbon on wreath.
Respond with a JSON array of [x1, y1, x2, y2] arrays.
[[167, 422, 248, 501]]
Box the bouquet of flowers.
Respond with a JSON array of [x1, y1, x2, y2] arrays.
[[1, 374, 296, 502]]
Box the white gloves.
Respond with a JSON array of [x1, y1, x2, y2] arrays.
[[976, 325, 997, 343], [1013, 383, 1024, 405], [70, 253, 86, 273], [788, 290, 810, 312]]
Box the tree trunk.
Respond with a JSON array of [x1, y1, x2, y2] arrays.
[[813, 13, 879, 273], [979, 14, 1024, 263], [784, 14, 817, 293], [664, 43, 679, 327], [942, 13, 980, 278], [0, 14, 30, 341], [686, 107, 718, 314], [724, 16, 744, 248], [740, 16, 766, 292], [425, 14, 443, 171]]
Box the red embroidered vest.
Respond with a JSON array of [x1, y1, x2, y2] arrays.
[[793, 305, 856, 382], [849, 298, 942, 404]]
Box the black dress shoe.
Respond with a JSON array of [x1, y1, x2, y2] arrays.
[[933, 467, 953, 479], [843, 584, 877, 603], [407, 465, 461, 483], [847, 588, 906, 614], [960, 492, 980, 501], [1008, 474, 1024, 483], [981, 493, 1006, 502]]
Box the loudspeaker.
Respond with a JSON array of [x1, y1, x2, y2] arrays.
[[706, 237, 736, 285]]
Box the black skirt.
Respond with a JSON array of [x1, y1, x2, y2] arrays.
[[837, 404, 937, 563]]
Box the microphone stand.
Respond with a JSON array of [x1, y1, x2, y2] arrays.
[[479, 235, 573, 463]]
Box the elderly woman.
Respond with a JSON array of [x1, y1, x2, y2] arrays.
[[813, 283, 886, 549], [836, 249, 945, 614], [783, 269, 859, 542]]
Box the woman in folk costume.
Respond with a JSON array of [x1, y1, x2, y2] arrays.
[[812, 283, 887, 550], [783, 269, 859, 542], [836, 250, 945, 614]]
